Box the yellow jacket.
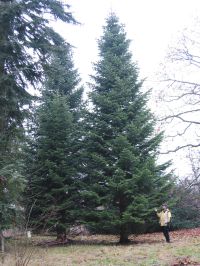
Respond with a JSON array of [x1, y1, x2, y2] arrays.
[[156, 209, 171, 226]]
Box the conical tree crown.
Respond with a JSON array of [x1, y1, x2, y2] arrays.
[[43, 45, 83, 113], [24, 44, 85, 235], [83, 13, 173, 243]]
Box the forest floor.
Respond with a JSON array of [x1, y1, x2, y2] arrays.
[[1, 227, 200, 266]]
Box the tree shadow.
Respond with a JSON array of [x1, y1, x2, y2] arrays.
[[36, 235, 164, 247]]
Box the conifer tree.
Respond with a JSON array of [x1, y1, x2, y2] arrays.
[[83, 14, 173, 243], [0, 0, 76, 150], [0, 0, 77, 233], [25, 45, 84, 240]]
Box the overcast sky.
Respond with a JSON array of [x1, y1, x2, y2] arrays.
[[58, 0, 200, 83], [56, 0, 200, 177]]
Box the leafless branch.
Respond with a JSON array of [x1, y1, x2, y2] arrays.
[[25, 199, 37, 232], [155, 24, 200, 159], [160, 143, 200, 154], [164, 123, 192, 138], [159, 110, 200, 124], [161, 79, 200, 88]]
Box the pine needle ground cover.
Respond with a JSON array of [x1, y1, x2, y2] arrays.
[[1, 228, 200, 266]]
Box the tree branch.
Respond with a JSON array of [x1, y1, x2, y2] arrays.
[[160, 143, 200, 154]]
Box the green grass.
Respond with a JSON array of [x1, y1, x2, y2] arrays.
[[1, 229, 200, 265]]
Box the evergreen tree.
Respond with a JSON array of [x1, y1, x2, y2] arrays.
[[25, 45, 84, 240], [0, 0, 76, 147], [0, 0, 76, 237], [43, 45, 83, 116], [0, 133, 25, 252], [83, 14, 174, 243]]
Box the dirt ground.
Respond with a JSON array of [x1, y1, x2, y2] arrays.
[[1, 227, 200, 266]]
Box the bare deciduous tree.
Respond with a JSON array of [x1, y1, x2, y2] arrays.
[[154, 22, 200, 156]]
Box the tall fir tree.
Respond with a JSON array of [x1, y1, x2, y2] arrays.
[[0, 0, 76, 151], [83, 14, 174, 243], [25, 45, 84, 240], [0, 0, 77, 236]]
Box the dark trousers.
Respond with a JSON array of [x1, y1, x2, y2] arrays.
[[161, 225, 170, 242]]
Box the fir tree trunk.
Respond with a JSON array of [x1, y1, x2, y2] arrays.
[[119, 224, 130, 244], [56, 223, 67, 242], [56, 232, 67, 242], [119, 197, 130, 244]]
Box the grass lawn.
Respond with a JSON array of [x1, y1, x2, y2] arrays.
[[1, 228, 200, 266]]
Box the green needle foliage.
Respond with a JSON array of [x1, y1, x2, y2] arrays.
[[0, 156, 25, 231], [83, 13, 174, 243], [0, 0, 77, 233], [25, 45, 84, 239], [27, 95, 74, 236], [0, 0, 76, 150]]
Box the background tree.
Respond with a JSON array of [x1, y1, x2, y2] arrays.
[[153, 21, 200, 227], [172, 150, 200, 229], [0, 0, 77, 245], [82, 13, 174, 243], [155, 24, 200, 154], [24, 45, 84, 241], [0, 0, 76, 152], [0, 140, 25, 252]]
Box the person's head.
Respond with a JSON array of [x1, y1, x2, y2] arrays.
[[162, 204, 168, 211]]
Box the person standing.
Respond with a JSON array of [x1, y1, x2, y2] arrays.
[[155, 204, 172, 243]]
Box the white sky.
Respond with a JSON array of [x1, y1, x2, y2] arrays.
[[56, 0, 200, 177], [59, 0, 200, 83]]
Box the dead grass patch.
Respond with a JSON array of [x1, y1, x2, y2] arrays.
[[1, 228, 199, 266]]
